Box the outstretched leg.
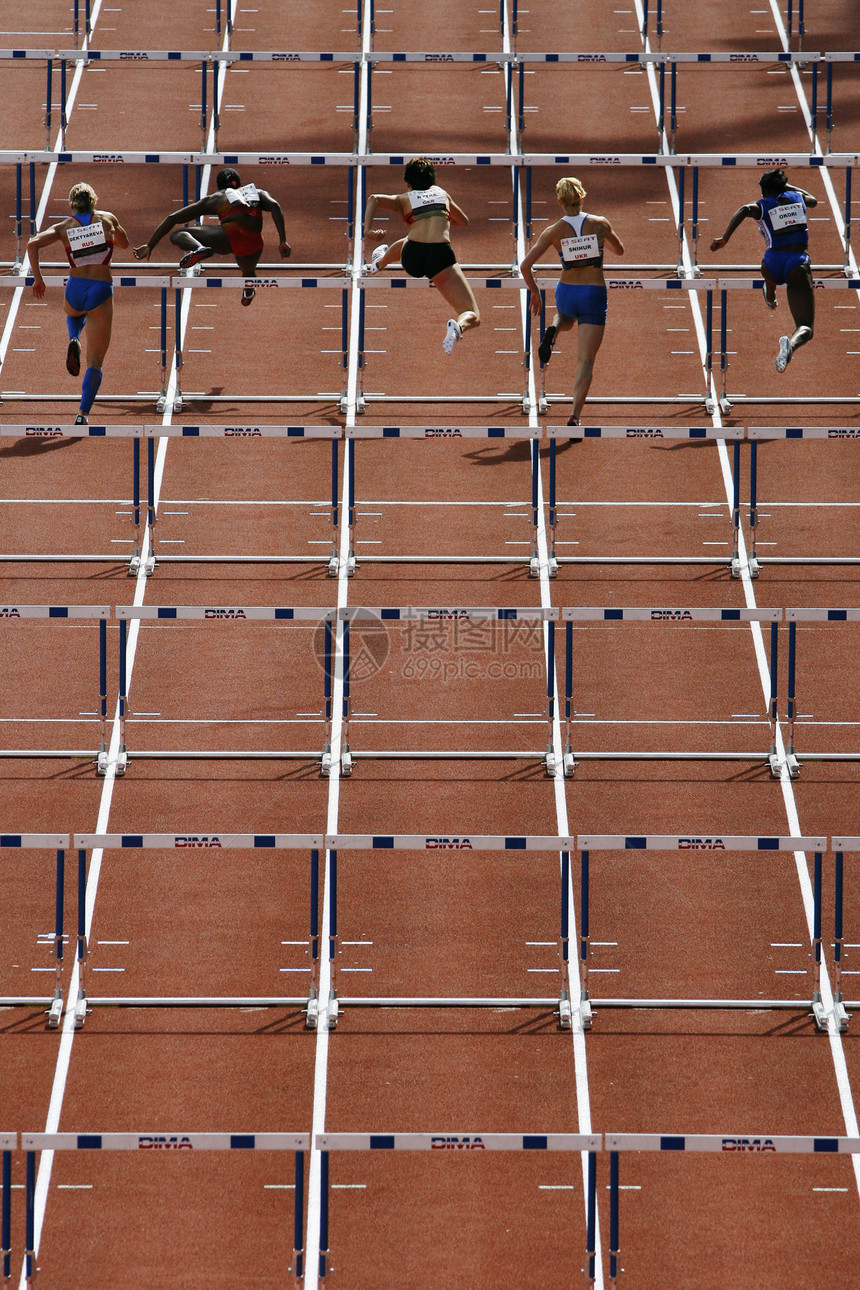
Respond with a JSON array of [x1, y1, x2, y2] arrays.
[[760, 260, 778, 311], [538, 311, 575, 365], [170, 225, 231, 270], [569, 323, 606, 423], [430, 262, 480, 354], [235, 252, 263, 305], [75, 296, 114, 421]]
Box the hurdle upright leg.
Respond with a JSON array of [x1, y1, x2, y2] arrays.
[[730, 439, 742, 578], [155, 288, 169, 412], [173, 288, 186, 412], [538, 289, 548, 414], [293, 1149, 305, 1284], [718, 288, 730, 412], [129, 438, 142, 574], [767, 621, 780, 777], [13, 164, 23, 272], [320, 619, 334, 777], [96, 619, 108, 773], [811, 851, 827, 1030], [586, 1149, 597, 1288], [558, 850, 572, 1029], [116, 617, 129, 776], [543, 619, 556, 773], [2, 1145, 10, 1282], [563, 620, 576, 777], [747, 439, 760, 577], [346, 439, 357, 577], [547, 437, 558, 577], [785, 620, 800, 777], [843, 166, 852, 274], [327, 851, 339, 1028], [306, 849, 321, 1026], [609, 1150, 620, 1290], [327, 438, 340, 577], [529, 438, 540, 577], [341, 621, 353, 776], [579, 849, 592, 1028], [47, 847, 65, 1029], [675, 163, 685, 275], [690, 166, 700, 273], [318, 1149, 330, 1280], [74, 848, 88, 1027], [24, 1151, 35, 1287], [834, 851, 849, 1031]]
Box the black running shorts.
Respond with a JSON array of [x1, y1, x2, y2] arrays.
[[400, 239, 457, 279]]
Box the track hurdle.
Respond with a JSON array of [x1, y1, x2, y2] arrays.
[[21, 1131, 309, 1287], [71, 833, 323, 1028], [560, 607, 783, 777], [831, 836, 859, 1033], [605, 1131, 860, 1289], [343, 425, 539, 576], [335, 606, 558, 776], [716, 279, 860, 411], [0, 607, 109, 766], [315, 1132, 599, 1285], [321, 833, 575, 1028], [783, 608, 860, 778], [576, 834, 828, 1030], [139, 424, 342, 577], [0, 836, 68, 1028], [0, 424, 146, 573], [112, 605, 336, 776], [545, 424, 745, 577], [745, 427, 860, 576]]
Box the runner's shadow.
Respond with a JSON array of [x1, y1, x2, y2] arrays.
[[0, 437, 81, 458]]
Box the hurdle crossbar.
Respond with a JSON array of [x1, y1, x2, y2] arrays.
[[315, 1131, 598, 1283], [71, 836, 324, 1029], [605, 1131, 860, 1287], [21, 1132, 308, 1286], [577, 835, 828, 1031], [559, 609, 783, 777], [0, 836, 68, 1026]]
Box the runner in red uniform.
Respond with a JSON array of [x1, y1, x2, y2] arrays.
[[134, 168, 290, 305]]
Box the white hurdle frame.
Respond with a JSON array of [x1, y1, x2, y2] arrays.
[[605, 1132, 860, 1289], [113, 605, 337, 777], [336, 606, 559, 777], [20, 1131, 309, 1288], [0, 835, 68, 1028], [321, 832, 576, 1030], [560, 607, 784, 778], [577, 834, 829, 1031], [315, 1131, 600, 1286], [71, 833, 324, 1030], [783, 608, 860, 778]]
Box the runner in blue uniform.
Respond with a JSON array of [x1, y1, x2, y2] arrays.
[[520, 176, 624, 427], [28, 182, 129, 424], [710, 168, 817, 372]]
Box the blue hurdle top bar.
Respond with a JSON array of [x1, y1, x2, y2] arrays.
[[316, 1132, 599, 1151], [23, 1132, 309, 1151], [578, 835, 827, 851], [606, 1133, 860, 1153]]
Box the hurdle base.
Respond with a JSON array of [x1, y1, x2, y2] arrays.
[[564, 750, 578, 778], [327, 991, 339, 1029], [730, 553, 744, 579], [97, 748, 128, 778], [306, 989, 319, 1030], [74, 992, 88, 1029], [579, 993, 593, 1031], [544, 746, 558, 778], [46, 988, 64, 1031], [529, 554, 541, 579], [812, 995, 828, 1032], [319, 746, 333, 778], [558, 990, 572, 1031], [128, 552, 156, 578], [747, 554, 762, 579], [341, 747, 354, 777], [784, 752, 801, 779], [326, 553, 340, 577], [768, 752, 782, 778], [834, 1000, 850, 1032]]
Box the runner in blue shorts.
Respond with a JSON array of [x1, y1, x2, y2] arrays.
[[28, 182, 129, 424], [710, 168, 817, 373], [520, 177, 624, 428]]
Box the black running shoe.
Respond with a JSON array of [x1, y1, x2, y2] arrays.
[[567, 414, 582, 442], [241, 286, 256, 307], [538, 324, 557, 365], [66, 336, 81, 377], [179, 245, 214, 271], [74, 413, 88, 425]]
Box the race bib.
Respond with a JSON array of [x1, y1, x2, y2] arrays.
[[769, 201, 806, 232], [407, 185, 448, 215], [66, 220, 106, 256], [224, 183, 260, 207], [560, 232, 600, 263]]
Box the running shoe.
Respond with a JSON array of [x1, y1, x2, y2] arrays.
[[66, 336, 81, 377], [241, 287, 256, 307], [366, 243, 388, 274], [567, 414, 583, 443], [74, 413, 88, 425], [538, 324, 557, 365], [761, 283, 777, 311], [775, 335, 792, 372], [443, 318, 462, 355], [178, 245, 214, 271]]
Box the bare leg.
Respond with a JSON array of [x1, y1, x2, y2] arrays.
[[80, 296, 113, 372], [785, 264, 815, 353], [431, 263, 480, 333], [570, 323, 606, 422], [761, 261, 778, 310]]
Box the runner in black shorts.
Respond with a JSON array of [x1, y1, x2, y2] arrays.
[[362, 156, 480, 355]]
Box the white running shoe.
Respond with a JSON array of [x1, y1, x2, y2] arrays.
[[443, 318, 462, 354], [366, 243, 388, 274], [762, 283, 777, 311], [775, 335, 792, 372]]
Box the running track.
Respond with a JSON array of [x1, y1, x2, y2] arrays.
[[1, 0, 860, 1286]]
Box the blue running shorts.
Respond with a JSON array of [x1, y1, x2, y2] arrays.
[[554, 282, 608, 326], [64, 277, 113, 313], [762, 249, 810, 285]]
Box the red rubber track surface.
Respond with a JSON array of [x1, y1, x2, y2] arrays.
[[1, 0, 860, 1286]]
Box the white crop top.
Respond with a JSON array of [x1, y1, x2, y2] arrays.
[[406, 185, 448, 222], [65, 216, 113, 268], [558, 213, 602, 268]]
